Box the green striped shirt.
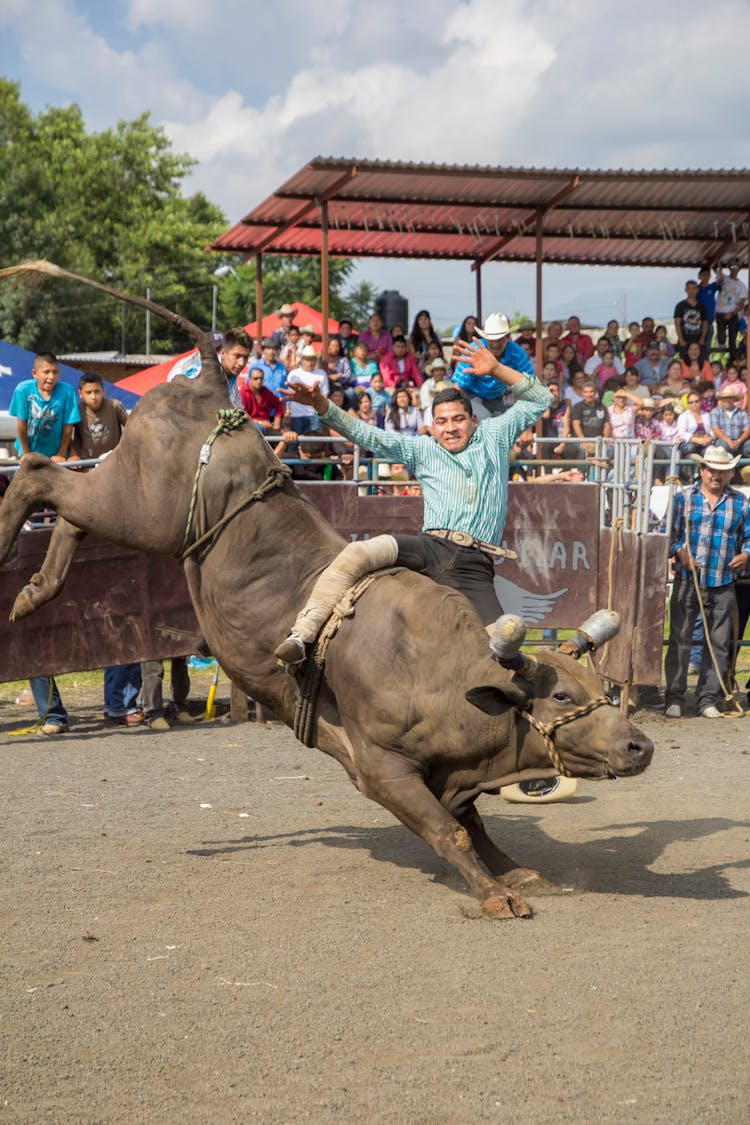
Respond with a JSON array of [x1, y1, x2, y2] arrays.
[[322, 378, 552, 544]]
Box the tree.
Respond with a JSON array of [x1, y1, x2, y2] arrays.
[[0, 80, 225, 353]]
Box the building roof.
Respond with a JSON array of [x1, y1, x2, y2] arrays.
[[210, 158, 750, 269]]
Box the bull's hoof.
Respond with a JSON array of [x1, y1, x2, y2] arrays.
[[10, 582, 45, 621], [504, 867, 558, 895], [481, 891, 534, 920]]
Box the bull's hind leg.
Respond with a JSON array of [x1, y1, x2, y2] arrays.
[[11, 518, 87, 620], [356, 750, 533, 919], [457, 804, 557, 895]]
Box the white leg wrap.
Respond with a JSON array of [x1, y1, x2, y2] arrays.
[[292, 535, 399, 642]]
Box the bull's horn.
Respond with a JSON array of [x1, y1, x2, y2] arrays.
[[557, 610, 621, 659], [488, 614, 537, 679]]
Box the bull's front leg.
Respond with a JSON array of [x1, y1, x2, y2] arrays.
[[0, 455, 72, 566], [11, 517, 88, 620], [457, 804, 557, 895], [355, 749, 533, 919]]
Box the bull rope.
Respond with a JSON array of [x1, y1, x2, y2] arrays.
[[293, 571, 394, 747], [515, 696, 613, 777], [179, 409, 292, 561]]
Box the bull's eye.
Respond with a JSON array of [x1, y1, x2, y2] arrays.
[[553, 690, 570, 703]]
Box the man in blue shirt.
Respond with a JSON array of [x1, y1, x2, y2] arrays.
[[664, 444, 750, 718], [452, 312, 535, 419], [254, 339, 288, 397], [9, 353, 80, 734], [697, 265, 720, 362]]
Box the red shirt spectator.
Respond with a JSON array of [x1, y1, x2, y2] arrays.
[[560, 315, 595, 363], [379, 336, 423, 388], [240, 367, 285, 429]]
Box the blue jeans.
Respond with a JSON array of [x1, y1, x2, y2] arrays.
[[30, 676, 68, 726], [290, 415, 322, 436], [103, 664, 142, 717]]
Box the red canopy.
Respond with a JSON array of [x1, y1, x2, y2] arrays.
[[117, 302, 340, 396]]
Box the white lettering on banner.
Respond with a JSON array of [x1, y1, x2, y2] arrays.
[[511, 538, 592, 572]]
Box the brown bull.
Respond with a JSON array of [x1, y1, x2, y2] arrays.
[[0, 262, 653, 920]]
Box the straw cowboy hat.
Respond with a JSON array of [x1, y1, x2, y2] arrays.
[[476, 312, 511, 340], [698, 444, 741, 471], [277, 304, 296, 317]]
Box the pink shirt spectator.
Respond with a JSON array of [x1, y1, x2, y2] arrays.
[[357, 329, 393, 357], [607, 403, 637, 439]]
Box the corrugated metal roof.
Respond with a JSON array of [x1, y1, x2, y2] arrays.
[[210, 158, 750, 268]]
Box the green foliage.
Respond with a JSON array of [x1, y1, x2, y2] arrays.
[[0, 80, 379, 354]]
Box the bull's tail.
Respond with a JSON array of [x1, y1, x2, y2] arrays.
[[0, 259, 220, 379]]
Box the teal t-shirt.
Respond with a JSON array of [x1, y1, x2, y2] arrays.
[[9, 379, 80, 457]]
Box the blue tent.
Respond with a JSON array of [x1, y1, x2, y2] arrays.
[[0, 340, 140, 411]]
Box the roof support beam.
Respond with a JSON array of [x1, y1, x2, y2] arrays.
[[241, 167, 358, 257], [471, 176, 581, 270]]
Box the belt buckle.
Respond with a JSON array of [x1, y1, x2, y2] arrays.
[[451, 530, 474, 548]]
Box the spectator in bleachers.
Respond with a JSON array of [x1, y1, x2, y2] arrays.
[[540, 381, 571, 457], [570, 381, 610, 454], [452, 311, 534, 420], [603, 319, 624, 359], [678, 390, 713, 460], [286, 345, 330, 435], [419, 357, 448, 409], [337, 319, 357, 359], [358, 312, 392, 360], [385, 386, 424, 437], [654, 324, 676, 359], [560, 315, 595, 364], [698, 379, 718, 414], [279, 324, 300, 370], [379, 334, 422, 388], [680, 340, 713, 385], [635, 341, 669, 387], [710, 387, 750, 458], [674, 279, 709, 361], [389, 323, 406, 341], [658, 359, 692, 400], [563, 368, 588, 407], [544, 341, 563, 375], [254, 338, 288, 396], [623, 321, 643, 366], [697, 265, 720, 361], [540, 360, 560, 385], [584, 337, 624, 379], [542, 320, 564, 357], [297, 324, 316, 353], [629, 316, 657, 362], [635, 398, 660, 440], [623, 365, 650, 400], [325, 337, 355, 399], [560, 343, 583, 383], [607, 388, 638, 439], [348, 390, 380, 433], [423, 338, 445, 374], [590, 348, 623, 389], [240, 365, 286, 433], [655, 402, 681, 445], [717, 363, 747, 409], [715, 263, 747, 362], [270, 303, 297, 349], [455, 314, 479, 343], [350, 340, 379, 389], [409, 309, 442, 365], [367, 372, 392, 422], [709, 359, 725, 384]]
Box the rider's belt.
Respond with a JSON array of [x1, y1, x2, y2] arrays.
[[425, 528, 518, 560]]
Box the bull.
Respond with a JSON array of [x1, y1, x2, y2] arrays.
[[0, 262, 653, 920]]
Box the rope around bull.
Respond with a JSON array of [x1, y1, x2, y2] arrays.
[[515, 696, 613, 777], [179, 409, 292, 561]]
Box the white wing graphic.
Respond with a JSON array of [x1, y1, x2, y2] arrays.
[[492, 575, 569, 626]]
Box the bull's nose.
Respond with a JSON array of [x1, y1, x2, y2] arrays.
[[628, 737, 654, 767]]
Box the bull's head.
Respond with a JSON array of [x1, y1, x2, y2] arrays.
[[467, 612, 653, 781]]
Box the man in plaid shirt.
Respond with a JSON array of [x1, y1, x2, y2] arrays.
[[710, 387, 750, 458], [664, 445, 750, 718]]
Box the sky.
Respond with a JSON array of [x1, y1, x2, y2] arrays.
[[2, 0, 750, 331]]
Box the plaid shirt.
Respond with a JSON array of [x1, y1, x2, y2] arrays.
[[709, 405, 750, 440], [670, 484, 750, 586]]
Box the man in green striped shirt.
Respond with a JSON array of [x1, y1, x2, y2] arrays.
[[275, 338, 552, 664]]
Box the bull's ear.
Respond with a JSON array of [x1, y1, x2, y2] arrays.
[[466, 680, 530, 714]]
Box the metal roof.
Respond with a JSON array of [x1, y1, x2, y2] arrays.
[[210, 158, 750, 269]]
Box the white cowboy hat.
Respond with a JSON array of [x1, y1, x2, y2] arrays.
[[476, 312, 511, 340], [300, 344, 319, 359], [425, 357, 447, 374], [277, 304, 296, 316], [698, 444, 740, 471]]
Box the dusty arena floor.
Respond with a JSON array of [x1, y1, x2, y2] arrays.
[[0, 674, 748, 1124]]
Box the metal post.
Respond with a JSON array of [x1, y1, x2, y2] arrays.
[[145, 286, 151, 355], [320, 201, 330, 360], [255, 254, 263, 353], [120, 305, 126, 356], [211, 284, 218, 332], [534, 210, 544, 373], [475, 263, 482, 324]]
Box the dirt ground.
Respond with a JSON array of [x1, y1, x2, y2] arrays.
[[0, 674, 748, 1124]]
